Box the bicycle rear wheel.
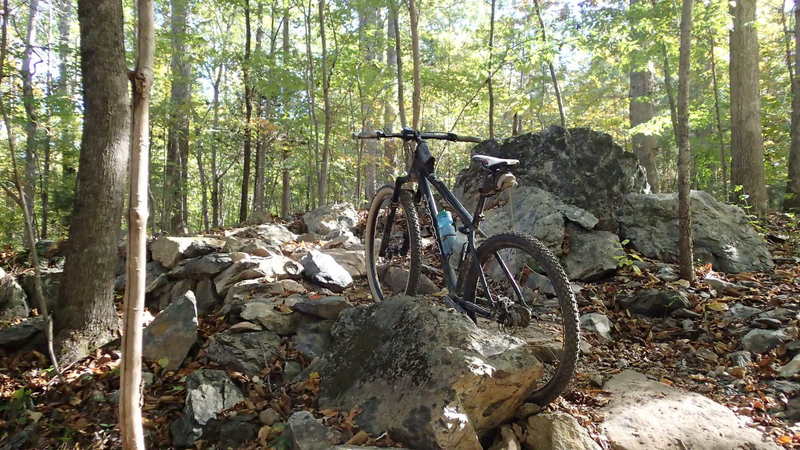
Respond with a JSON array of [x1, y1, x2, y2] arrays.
[[462, 232, 580, 406], [365, 185, 423, 301]]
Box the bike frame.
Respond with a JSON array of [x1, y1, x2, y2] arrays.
[[378, 133, 525, 318]]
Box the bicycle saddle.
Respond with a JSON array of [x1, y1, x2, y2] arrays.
[[472, 154, 519, 169]]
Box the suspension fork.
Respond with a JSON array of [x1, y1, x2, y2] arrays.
[[378, 175, 411, 257]]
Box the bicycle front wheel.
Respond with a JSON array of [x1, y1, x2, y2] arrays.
[[365, 185, 422, 301], [462, 232, 580, 407]]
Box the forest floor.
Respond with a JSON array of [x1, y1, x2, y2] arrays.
[[0, 213, 799, 449]]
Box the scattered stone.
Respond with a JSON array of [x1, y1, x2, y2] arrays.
[[194, 278, 221, 315], [380, 265, 438, 295], [151, 236, 226, 268], [600, 370, 780, 450], [580, 313, 612, 341], [313, 296, 543, 449], [322, 229, 362, 250], [301, 251, 353, 292], [286, 411, 338, 450], [206, 330, 281, 376], [214, 255, 304, 296], [0, 273, 29, 321], [526, 271, 555, 295], [757, 307, 797, 322], [562, 228, 623, 281], [294, 320, 334, 359], [116, 260, 167, 292], [240, 300, 300, 335], [703, 273, 744, 296], [259, 408, 281, 426], [230, 252, 249, 263], [168, 253, 233, 279], [203, 417, 258, 448], [752, 317, 782, 330], [619, 289, 691, 317], [297, 232, 319, 242], [238, 223, 298, 246], [656, 265, 679, 282], [742, 329, 787, 354], [292, 296, 352, 320], [488, 425, 521, 450], [672, 308, 701, 319], [778, 353, 800, 378], [618, 190, 774, 273], [229, 321, 264, 332], [728, 303, 762, 320], [143, 291, 198, 371], [0, 316, 45, 348], [319, 248, 366, 278], [728, 351, 752, 367], [303, 203, 359, 236], [284, 360, 302, 382], [769, 380, 800, 394], [18, 266, 62, 312], [524, 412, 601, 450], [170, 369, 245, 448]]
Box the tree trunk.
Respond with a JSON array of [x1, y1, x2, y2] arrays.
[[21, 0, 40, 245], [165, 0, 191, 233], [383, 7, 398, 181], [676, 0, 694, 282], [56, 0, 130, 367], [319, 0, 332, 205], [392, 6, 407, 129], [709, 36, 729, 198], [488, 0, 496, 139], [359, 7, 379, 201], [281, 6, 291, 218], [240, 0, 253, 223], [629, 0, 659, 192], [408, 0, 421, 129], [787, 0, 800, 210], [533, 0, 566, 129], [303, 3, 320, 207], [730, 0, 768, 215], [211, 64, 223, 228], [251, 10, 267, 222], [119, 0, 154, 445]]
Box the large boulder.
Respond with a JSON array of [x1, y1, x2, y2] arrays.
[[618, 191, 773, 273], [170, 369, 245, 448], [454, 127, 648, 231], [205, 330, 281, 376], [312, 296, 543, 450], [213, 255, 303, 296], [301, 251, 353, 292], [303, 203, 359, 236], [142, 291, 198, 370], [599, 370, 780, 450], [0, 271, 29, 321], [150, 236, 226, 268]]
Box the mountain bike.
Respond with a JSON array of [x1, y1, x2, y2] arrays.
[[356, 127, 580, 407]]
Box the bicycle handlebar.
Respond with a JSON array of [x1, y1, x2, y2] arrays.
[[352, 129, 482, 143]]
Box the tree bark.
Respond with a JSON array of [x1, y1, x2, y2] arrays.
[[252, 8, 268, 222], [383, 9, 398, 182], [359, 7, 379, 201], [629, 0, 659, 192], [240, 0, 253, 223], [303, 2, 320, 207], [211, 64, 223, 228], [676, 0, 694, 281], [119, 0, 154, 445], [318, 0, 332, 205], [56, 0, 130, 367], [709, 36, 729, 198], [21, 0, 41, 245], [787, 0, 800, 210], [488, 0, 496, 139], [392, 6, 407, 129], [729, 0, 767, 215], [408, 0, 421, 129], [533, 0, 566, 129], [281, 6, 291, 218], [165, 0, 191, 233]]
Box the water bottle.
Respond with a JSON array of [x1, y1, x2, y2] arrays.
[[436, 210, 457, 256]]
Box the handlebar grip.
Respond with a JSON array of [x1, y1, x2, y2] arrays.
[[353, 130, 383, 139]]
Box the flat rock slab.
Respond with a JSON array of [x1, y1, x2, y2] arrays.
[[600, 370, 780, 450], [142, 291, 198, 370], [205, 330, 281, 376]]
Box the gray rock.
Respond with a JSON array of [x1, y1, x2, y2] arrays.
[[620, 289, 691, 317], [656, 265, 679, 282], [286, 411, 337, 450], [618, 191, 773, 273], [156, 278, 195, 311], [151, 236, 226, 268], [380, 265, 438, 295], [303, 202, 359, 235], [194, 278, 221, 315], [0, 273, 29, 321], [230, 223, 298, 246], [768, 380, 800, 394], [562, 228, 622, 281], [206, 330, 281, 376], [298, 232, 319, 242], [0, 316, 45, 347], [742, 328, 788, 354], [728, 303, 762, 320], [526, 271, 555, 295], [524, 412, 601, 450], [294, 320, 334, 359], [116, 260, 167, 292], [168, 253, 233, 279], [752, 317, 782, 330], [757, 307, 797, 322], [313, 296, 543, 450], [319, 248, 367, 278], [18, 266, 62, 312], [240, 299, 300, 335], [728, 351, 752, 367], [600, 370, 780, 450], [259, 408, 281, 425], [143, 291, 198, 371], [580, 313, 612, 341], [301, 251, 353, 292], [284, 360, 302, 382], [454, 127, 648, 231], [778, 353, 800, 378], [323, 229, 362, 250], [203, 417, 258, 448], [292, 296, 352, 320], [214, 255, 304, 296], [170, 369, 245, 448]]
